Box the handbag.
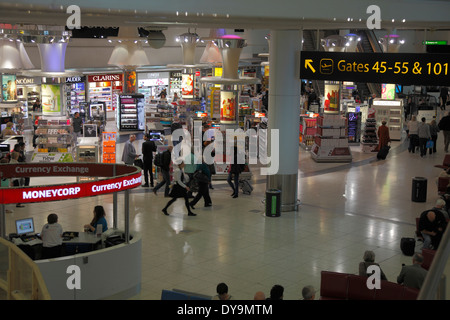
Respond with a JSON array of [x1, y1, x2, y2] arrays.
[[193, 170, 210, 183], [134, 158, 144, 169], [426, 140, 434, 149]]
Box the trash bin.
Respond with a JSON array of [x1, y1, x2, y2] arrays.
[[412, 177, 427, 202], [266, 189, 281, 217]]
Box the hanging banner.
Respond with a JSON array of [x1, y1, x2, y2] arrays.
[[381, 83, 396, 100], [220, 90, 237, 123], [41, 84, 62, 115], [324, 84, 340, 114], [1, 74, 17, 102], [181, 74, 194, 98]]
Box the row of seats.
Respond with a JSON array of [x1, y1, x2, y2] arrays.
[[161, 289, 212, 300], [319, 271, 420, 300]]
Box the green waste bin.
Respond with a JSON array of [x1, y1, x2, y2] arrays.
[[266, 189, 281, 217]]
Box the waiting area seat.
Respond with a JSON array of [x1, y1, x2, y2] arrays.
[[421, 248, 436, 271], [161, 289, 212, 300], [319, 271, 420, 300], [437, 177, 450, 195], [434, 154, 450, 170]]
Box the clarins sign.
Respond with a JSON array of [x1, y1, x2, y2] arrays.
[[88, 74, 123, 82]]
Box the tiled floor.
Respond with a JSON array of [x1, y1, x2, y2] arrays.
[[5, 129, 449, 300]]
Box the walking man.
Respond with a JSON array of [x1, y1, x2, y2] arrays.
[[438, 111, 450, 152], [153, 146, 173, 197], [142, 134, 157, 187]]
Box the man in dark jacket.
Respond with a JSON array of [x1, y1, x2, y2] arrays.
[[419, 210, 448, 250], [438, 111, 450, 152], [142, 134, 157, 187], [153, 146, 172, 197]]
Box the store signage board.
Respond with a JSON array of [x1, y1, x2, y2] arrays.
[[1, 173, 142, 204], [0, 163, 141, 204], [66, 76, 86, 83], [300, 51, 450, 86], [88, 74, 123, 82]]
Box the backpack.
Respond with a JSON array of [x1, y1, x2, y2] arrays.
[[154, 152, 163, 167]]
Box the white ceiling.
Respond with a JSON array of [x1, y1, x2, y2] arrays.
[[1, 0, 450, 31]]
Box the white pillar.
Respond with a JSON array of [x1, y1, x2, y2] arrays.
[[266, 29, 301, 212]]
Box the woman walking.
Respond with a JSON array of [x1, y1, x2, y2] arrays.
[[162, 161, 196, 216]]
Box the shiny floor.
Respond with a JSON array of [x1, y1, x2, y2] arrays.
[[5, 129, 450, 300]]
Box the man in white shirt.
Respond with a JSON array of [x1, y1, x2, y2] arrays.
[[41, 213, 63, 259]]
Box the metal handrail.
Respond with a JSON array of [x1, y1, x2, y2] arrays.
[[418, 224, 449, 299]]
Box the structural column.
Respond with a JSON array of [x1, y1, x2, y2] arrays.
[[266, 29, 301, 212]]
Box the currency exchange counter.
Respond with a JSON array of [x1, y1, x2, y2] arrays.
[[34, 230, 141, 300]]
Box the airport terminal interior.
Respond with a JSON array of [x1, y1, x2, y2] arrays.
[[0, 0, 449, 300]]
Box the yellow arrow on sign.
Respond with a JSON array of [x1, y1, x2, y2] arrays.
[[305, 59, 316, 73]]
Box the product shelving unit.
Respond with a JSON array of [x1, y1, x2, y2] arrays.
[[361, 117, 378, 153], [372, 99, 403, 141], [89, 86, 112, 111], [169, 72, 182, 96], [65, 82, 86, 114], [32, 119, 75, 162], [299, 115, 318, 150], [310, 114, 352, 162]]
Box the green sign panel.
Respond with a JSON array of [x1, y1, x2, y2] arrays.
[[423, 41, 447, 45]]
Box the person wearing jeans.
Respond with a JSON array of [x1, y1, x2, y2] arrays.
[[227, 145, 245, 198], [417, 117, 431, 157]]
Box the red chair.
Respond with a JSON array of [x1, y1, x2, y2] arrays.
[[403, 287, 420, 300], [347, 275, 376, 300], [437, 177, 450, 195], [319, 271, 350, 300], [415, 218, 423, 241], [421, 248, 436, 270], [374, 280, 405, 300], [434, 154, 450, 170]]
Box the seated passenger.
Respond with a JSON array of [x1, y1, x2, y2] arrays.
[[41, 213, 63, 259], [84, 205, 108, 233], [358, 250, 388, 281]]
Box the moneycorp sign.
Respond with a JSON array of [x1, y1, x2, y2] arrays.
[[0, 163, 141, 204], [300, 51, 450, 86]]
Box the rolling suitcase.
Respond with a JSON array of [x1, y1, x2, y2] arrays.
[[400, 237, 416, 256], [377, 144, 391, 160], [239, 179, 253, 195]]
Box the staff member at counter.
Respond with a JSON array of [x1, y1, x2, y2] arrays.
[[41, 213, 63, 259], [84, 206, 108, 234]]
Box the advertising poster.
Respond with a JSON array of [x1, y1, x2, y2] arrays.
[[137, 95, 145, 131], [1, 74, 17, 101], [125, 70, 137, 94], [220, 91, 237, 123], [382, 83, 396, 100], [324, 84, 340, 114], [41, 84, 62, 115], [181, 73, 194, 99]]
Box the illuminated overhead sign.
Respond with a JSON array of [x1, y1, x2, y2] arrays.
[[0, 163, 141, 204], [300, 51, 450, 86]]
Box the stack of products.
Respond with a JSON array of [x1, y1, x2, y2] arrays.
[[361, 118, 378, 152]]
